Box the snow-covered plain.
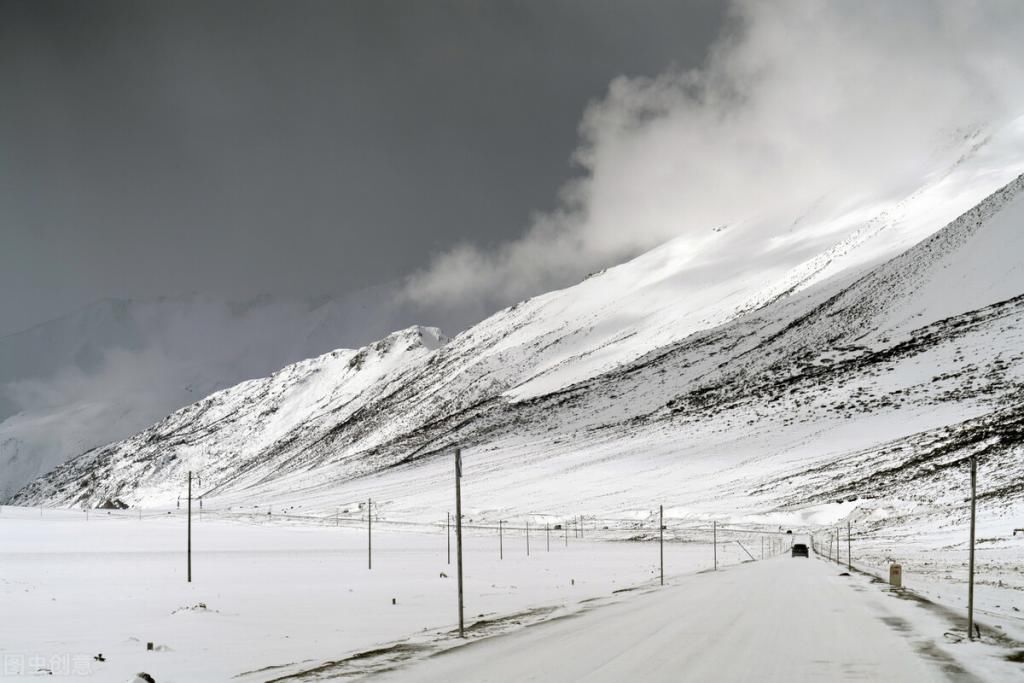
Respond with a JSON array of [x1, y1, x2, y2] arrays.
[[0, 506, 757, 682]]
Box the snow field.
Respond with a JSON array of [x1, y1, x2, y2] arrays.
[[0, 506, 756, 682]]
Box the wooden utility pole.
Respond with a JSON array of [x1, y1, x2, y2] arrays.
[[847, 522, 852, 572], [659, 505, 664, 586], [713, 521, 717, 571], [968, 453, 978, 640], [454, 448, 465, 638], [368, 497, 372, 570], [187, 470, 192, 583]]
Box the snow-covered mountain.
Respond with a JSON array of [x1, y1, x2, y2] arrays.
[[0, 287, 423, 501], [14, 116, 1024, 533]]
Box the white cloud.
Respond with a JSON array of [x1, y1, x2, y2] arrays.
[[402, 0, 1024, 311]]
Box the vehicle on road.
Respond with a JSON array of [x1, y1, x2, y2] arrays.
[[791, 543, 809, 558]]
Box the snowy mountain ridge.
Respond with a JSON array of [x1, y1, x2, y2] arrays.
[[13, 118, 1024, 532], [0, 286, 424, 500]]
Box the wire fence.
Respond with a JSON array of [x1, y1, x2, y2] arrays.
[[10, 492, 1020, 640], [5, 500, 804, 567], [5, 427, 1019, 663]]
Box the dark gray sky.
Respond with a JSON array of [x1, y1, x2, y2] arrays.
[[0, 0, 724, 336]]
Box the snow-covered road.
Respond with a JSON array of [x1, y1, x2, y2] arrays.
[[377, 554, 986, 682]]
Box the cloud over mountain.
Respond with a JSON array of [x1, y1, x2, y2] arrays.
[[403, 1, 1024, 312]]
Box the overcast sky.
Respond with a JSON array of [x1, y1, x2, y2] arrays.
[[0, 0, 724, 336]]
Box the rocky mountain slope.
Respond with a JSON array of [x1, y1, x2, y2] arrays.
[[13, 121, 1024, 536], [0, 285, 423, 500]]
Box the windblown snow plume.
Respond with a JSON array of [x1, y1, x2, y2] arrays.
[[403, 0, 1024, 311]]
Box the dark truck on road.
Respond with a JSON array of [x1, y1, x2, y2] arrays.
[[791, 543, 809, 558]]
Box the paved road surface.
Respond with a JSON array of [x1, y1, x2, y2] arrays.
[[377, 554, 960, 682]]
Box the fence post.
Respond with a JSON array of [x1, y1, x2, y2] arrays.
[[499, 519, 503, 560], [564, 520, 568, 547], [546, 522, 550, 552], [455, 448, 464, 637], [447, 512, 451, 565], [368, 497, 372, 570], [526, 519, 530, 556], [968, 453, 977, 640]]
